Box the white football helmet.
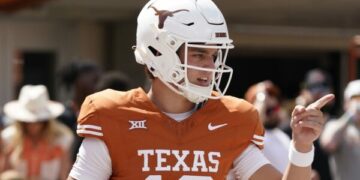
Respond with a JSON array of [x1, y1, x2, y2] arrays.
[[134, 0, 234, 103]]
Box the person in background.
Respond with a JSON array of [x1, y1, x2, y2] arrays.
[[245, 80, 290, 173], [0, 114, 4, 129], [58, 61, 101, 129], [0, 113, 4, 173], [320, 79, 360, 180], [58, 61, 101, 162], [296, 69, 334, 114], [1, 85, 74, 180], [96, 71, 131, 91], [0, 169, 24, 180]]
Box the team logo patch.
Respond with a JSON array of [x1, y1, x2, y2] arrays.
[[208, 123, 227, 131], [148, 4, 189, 29], [129, 120, 147, 130]]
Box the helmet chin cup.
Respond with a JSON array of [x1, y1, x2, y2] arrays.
[[135, 0, 234, 103], [183, 83, 213, 103]]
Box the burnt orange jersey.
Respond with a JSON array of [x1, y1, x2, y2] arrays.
[[77, 88, 264, 180]]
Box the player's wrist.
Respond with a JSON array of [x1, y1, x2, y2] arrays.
[[289, 140, 314, 167], [292, 140, 313, 152]]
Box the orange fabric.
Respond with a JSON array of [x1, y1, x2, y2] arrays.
[[77, 88, 265, 179], [21, 138, 63, 177]]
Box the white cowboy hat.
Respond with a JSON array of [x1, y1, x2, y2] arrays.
[[3, 85, 65, 123], [344, 79, 360, 101]]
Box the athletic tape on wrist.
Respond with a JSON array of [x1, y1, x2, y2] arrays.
[[288, 140, 314, 167]]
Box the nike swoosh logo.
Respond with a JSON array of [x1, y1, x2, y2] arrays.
[[208, 123, 228, 131]]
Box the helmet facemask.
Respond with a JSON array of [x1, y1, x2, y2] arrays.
[[166, 42, 233, 103]]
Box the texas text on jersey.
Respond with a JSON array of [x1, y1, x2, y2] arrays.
[[76, 88, 264, 179]]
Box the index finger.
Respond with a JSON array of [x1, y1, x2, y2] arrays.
[[307, 94, 335, 110]]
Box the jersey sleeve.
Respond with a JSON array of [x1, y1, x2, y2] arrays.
[[227, 144, 270, 180], [69, 137, 112, 180], [76, 95, 104, 139], [250, 110, 265, 149]]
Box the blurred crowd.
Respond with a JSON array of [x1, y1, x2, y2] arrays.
[[243, 69, 360, 180], [0, 61, 131, 180], [0, 65, 359, 180]]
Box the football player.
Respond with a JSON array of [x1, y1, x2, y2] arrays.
[[68, 0, 334, 179]]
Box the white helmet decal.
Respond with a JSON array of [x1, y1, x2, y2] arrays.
[[148, 4, 190, 29], [135, 0, 234, 103]]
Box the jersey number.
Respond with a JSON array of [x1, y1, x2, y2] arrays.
[[146, 175, 212, 180]]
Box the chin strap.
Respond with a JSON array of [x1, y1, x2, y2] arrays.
[[195, 100, 207, 111]]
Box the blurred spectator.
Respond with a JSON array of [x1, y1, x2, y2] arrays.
[[0, 114, 4, 129], [96, 71, 131, 91], [0, 169, 24, 180], [291, 68, 333, 180], [0, 114, 4, 173], [1, 85, 74, 180], [245, 80, 290, 173], [58, 61, 101, 128], [296, 69, 334, 113], [320, 80, 360, 180], [58, 61, 101, 162]]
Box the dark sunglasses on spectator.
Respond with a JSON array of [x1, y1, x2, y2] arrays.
[[307, 82, 330, 90]]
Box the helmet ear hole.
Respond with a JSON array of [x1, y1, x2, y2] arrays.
[[148, 46, 162, 57], [171, 70, 183, 82], [147, 66, 159, 78]]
